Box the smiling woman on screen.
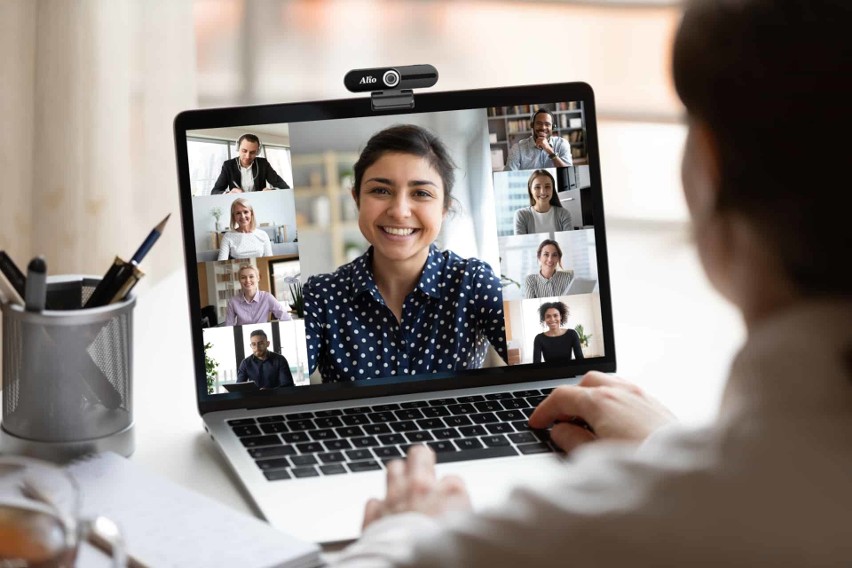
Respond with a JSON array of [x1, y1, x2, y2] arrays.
[[514, 169, 573, 235], [303, 124, 507, 382], [217, 198, 273, 260]]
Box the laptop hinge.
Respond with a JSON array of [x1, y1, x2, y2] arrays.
[[371, 89, 415, 111]]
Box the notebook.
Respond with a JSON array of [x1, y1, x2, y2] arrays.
[[68, 452, 321, 567], [173, 81, 616, 544]]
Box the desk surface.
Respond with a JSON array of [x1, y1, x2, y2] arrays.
[[128, 224, 745, 549]]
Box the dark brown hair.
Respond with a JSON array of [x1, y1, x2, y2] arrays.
[[527, 169, 562, 208], [673, 0, 852, 296], [537, 239, 563, 268], [237, 133, 260, 147], [353, 124, 456, 211], [538, 301, 569, 326]]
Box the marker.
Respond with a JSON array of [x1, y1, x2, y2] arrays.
[[24, 256, 47, 312]]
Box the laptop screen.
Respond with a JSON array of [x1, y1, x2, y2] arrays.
[[174, 82, 615, 410]]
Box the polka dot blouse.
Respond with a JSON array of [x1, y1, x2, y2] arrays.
[[303, 244, 508, 383]]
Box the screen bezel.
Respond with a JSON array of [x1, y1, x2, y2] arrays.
[[173, 82, 616, 416]]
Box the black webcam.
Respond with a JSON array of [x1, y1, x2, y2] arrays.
[[344, 64, 438, 94]]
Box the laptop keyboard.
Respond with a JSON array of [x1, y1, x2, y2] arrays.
[[228, 388, 558, 481]]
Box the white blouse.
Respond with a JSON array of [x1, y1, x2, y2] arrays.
[[217, 230, 272, 260]]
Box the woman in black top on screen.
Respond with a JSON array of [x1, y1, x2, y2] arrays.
[[532, 301, 584, 363]]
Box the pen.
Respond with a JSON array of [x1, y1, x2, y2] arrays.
[[24, 256, 47, 312], [85, 215, 170, 308], [0, 249, 26, 300]]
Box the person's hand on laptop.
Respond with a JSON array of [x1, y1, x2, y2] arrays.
[[529, 371, 676, 452], [362, 445, 471, 530]]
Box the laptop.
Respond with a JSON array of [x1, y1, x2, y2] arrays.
[[173, 81, 615, 544]]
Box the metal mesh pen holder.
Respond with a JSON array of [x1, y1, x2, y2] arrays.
[[1, 275, 135, 462]]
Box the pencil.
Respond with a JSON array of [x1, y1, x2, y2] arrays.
[[130, 214, 170, 265]]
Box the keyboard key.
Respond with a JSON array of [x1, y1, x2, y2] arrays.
[[372, 403, 401, 411], [427, 440, 457, 453], [281, 432, 310, 444], [285, 412, 314, 420], [511, 421, 531, 432], [518, 442, 552, 455], [500, 398, 530, 410], [513, 389, 540, 398], [432, 428, 459, 440], [405, 431, 434, 443], [470, 412, 498, 424], [428, 398, 456, 406], [348, 461, 382, 472], [256, 458, 290, 470], [373, 446, 403, 459], [473, 401, 502, 413], [292, 466, 320, 478], [521, 408, 535, 418], [346, 449, 373, 461], [288, 419, 316, 431], [368, 412, 396, 423], [421, 406, 450, 418], [508, 432, 537, 444], [484, 392, 513, 400], [290, 454, 318, 466], [231, 425, 261, 437], [350, 436, 380, 448], [342, 414, 370, 426], [314, 416, 343, 429], [378, 433, 406, 445], [389, 421, 419, 433], [309, 429, 338, 441], [295, 442, 323, 454], [447, 403, 476, 415], [227, 418, 256, 426], [443, 415, 472, 427], [455, 438, 483, 451], [485, 423, 514, 434], [434, 446, 517, 463], [457, 395, 485, 403], [526, 395, 547, 406], [314, 409, 343, 417], [459, 425, 486, 437], [264, 469, 291, 481], [394, 409, 424, 421], [343, 406, 371, 415], [496, 410, 525, 422], [540, 387, 555, 394], [260, 422, 287, 434], [240, 435, 281, 448], [256, 415, 283, 423], [400, 400, 429, 408], [323, 439, 352, 451], [249, 446, 296, 459], [482, 435, 511, 447], [416, 418, 444, 430], [336, 426, 365, 438], [318, 452, 347, 464], [362, 423, 391, 435], [320, 464, 347, 475]]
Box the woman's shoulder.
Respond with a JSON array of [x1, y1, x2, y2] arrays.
[[254, 229, 271, 241]]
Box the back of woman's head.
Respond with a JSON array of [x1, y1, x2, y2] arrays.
[[353, 124, 456, 211], [673, 0, 852, 296]]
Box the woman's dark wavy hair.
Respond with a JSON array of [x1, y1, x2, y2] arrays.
[[538, 301, 569, 326], [353, 124, 456, 211], [673, 0, 852, 296]]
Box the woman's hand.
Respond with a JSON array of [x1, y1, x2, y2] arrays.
[[362, 445, 472, 530], [529, 372, 677, 452]]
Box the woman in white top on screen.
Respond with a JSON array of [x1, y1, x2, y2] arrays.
[[217, 198, 273, 260], [513, 169, 573, 235], [524, 238, 574, 299]]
